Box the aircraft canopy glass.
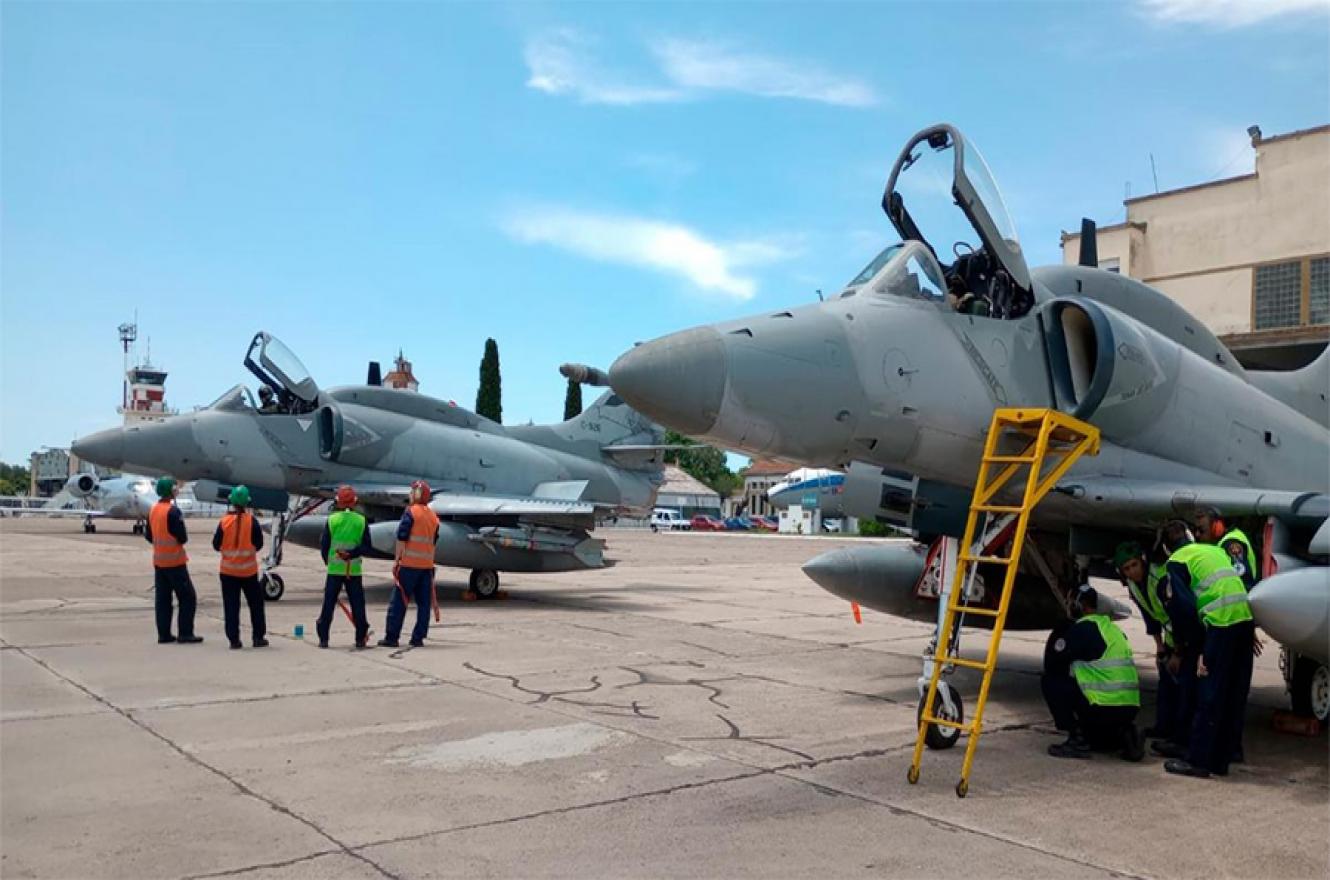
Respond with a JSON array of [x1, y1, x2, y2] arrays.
[[882, 124, 1033, 318], [842, 241, 946, 303], [244, 332, 320, 412]]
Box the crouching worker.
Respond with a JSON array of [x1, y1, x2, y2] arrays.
[[212, 485, 268, 649], [317, 485, 373, 649], [1042, 585, 1144, 761]]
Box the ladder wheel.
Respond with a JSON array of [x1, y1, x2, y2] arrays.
[[918, 688, 964, 750], [956, 779, 969, 798], [907, 765, 920, 785]]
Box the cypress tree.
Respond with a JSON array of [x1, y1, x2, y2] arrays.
[[476, 338, 502, 423], [563, 377, 583, 421]]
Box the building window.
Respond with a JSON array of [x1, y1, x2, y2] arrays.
[[1099, 258, 1120, 274], [1310, 257, 1329, 326], [1253, 261, 1304, 330]]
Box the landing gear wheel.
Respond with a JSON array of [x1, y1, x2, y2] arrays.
[[84, 522, 96, 534], [261, 572, 285, 602], [956, 779, 969, 798], [906, 765, 920, 785], [1291, 656, 1330, 723], [469, 569, 500, 599], [917, 687, 964, 750]]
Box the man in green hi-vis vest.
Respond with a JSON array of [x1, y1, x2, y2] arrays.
[[1114, 541, 1192, 748], [316, 485, 374, 649], [1159, 519, 1257, 780], [1041, 585, 1143, 762]]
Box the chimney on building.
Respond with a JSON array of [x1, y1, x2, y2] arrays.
[[1247, 124, 1262, 147]]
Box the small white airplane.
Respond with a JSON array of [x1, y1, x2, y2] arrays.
[[1, 473, 188, 533]]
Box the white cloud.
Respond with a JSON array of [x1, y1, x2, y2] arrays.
[[652, 38, 878, 108], [524, 30, 682, 105], [1137, 0, 1329, 27], [500, 206, 793, 300], [522, 29, 877, 108]]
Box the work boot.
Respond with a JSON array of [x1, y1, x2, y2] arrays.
[[1150, 740, 1187, 759], [1047, 735, 1091, 759], [377, 638, 399, 648], [1164, 759, 1210, 779], [178, 635, 204, 644], [318, 640, 329, 649], [253, 637, 269, 648], [355, 639, 372, 650], [1119, 725, 1145, 762], [158, 635, 177, 644], [230, 641, 243, 650], [409, 638, 424, 648]]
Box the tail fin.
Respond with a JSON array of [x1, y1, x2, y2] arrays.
[[507, 390, 668, 471], [1248, 346, 1329, 426]]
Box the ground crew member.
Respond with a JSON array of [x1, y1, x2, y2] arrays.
[[211, 485, 267, 649], [1159, 519, 1257, 778], [379, 480, 440, 649], [144, 477, 202, 644], [1194, 507, 1260, 589], [317, 485, 373, 649], [1041, 585, 1143, 761], [1114, 541, 1188, 745]]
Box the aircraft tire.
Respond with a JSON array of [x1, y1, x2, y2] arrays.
[[918, 686, 964, 750], [469, 569, 500, 599], [261, 572, 285, 602], [84, 523, 96, 534], [1290, 655, 1330, 723]]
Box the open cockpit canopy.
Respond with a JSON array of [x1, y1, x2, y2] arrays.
[[244, 332, 320, 413], [881, 124, 1033, 319]]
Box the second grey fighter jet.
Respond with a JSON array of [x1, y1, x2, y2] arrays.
[[74, 333, 668, 599], [609, 124, 1330, 724]]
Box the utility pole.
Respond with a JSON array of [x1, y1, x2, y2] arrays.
[[117, 316, 138, 410]]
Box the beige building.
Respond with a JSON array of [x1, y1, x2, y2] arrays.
[[1061, 124, 1329, 369]]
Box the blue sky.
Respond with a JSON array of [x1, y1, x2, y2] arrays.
[[3, 0, 1328, 464]]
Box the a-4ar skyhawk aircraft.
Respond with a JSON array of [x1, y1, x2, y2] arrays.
[[73, 333, 668, 600], [609, 123, 1330, 730]]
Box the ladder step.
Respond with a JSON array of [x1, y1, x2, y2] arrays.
[[960, 554, 1012, 565], [939, 656, 991, 672], [921, 715, 976, 733], [974, 504, 1024, 513], [948, 605, 1001, 618], [983, 454, 1037, 464]]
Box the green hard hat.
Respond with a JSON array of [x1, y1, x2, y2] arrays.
[[1113, 541, 1145, 569], [229, 485, 251, 507], [156, 476, 176, 499]]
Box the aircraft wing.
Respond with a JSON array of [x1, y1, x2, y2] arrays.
[[1050, 478, 1328, 525], [0, 504, 106, 518]]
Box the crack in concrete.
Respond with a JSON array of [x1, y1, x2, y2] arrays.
[[11, 646, 403, 880], [617, 665, 734, 709], [681, 713, 816, 763], [182, 847, 342, 879], [463, 661, 657, 719]]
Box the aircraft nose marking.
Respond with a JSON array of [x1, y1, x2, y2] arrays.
[[609, 328, 726, 436]]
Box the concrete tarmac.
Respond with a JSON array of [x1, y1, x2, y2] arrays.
[[1, 518, 1326, 879]]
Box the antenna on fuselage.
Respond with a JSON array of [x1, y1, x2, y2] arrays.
[[1078, 218, 1099, 269]]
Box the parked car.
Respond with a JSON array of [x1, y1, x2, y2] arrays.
[[690, 514, 726, 531], [822, 517, 844, 533], [750, 516, 778, 531], [651, 509, 690, 532], [723, 516, 754, 531]]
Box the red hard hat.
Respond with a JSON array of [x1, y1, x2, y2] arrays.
[[410, 480, 432, 503], [335, 485, 358, 507]]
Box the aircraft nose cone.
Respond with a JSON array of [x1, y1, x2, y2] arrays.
[[72, 428, 125, 470], [609, 327, 726, 436]]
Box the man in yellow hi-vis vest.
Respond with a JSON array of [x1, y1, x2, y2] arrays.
[[1041, 585, 1143, 761]]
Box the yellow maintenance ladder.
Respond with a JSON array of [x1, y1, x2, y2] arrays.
[[907, 408, 1100, 797]]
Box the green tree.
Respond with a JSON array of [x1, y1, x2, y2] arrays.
[[475, 338, 503, 423], [0, 463, 31, 496], [663, 431, 740, 497], [563, 377, 583, 421]]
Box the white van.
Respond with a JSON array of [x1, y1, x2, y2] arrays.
[[650, 509, 689, 532]]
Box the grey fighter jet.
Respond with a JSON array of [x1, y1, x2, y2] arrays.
[[73, 333, 667, 600], [610, 123, 1330, 725]]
